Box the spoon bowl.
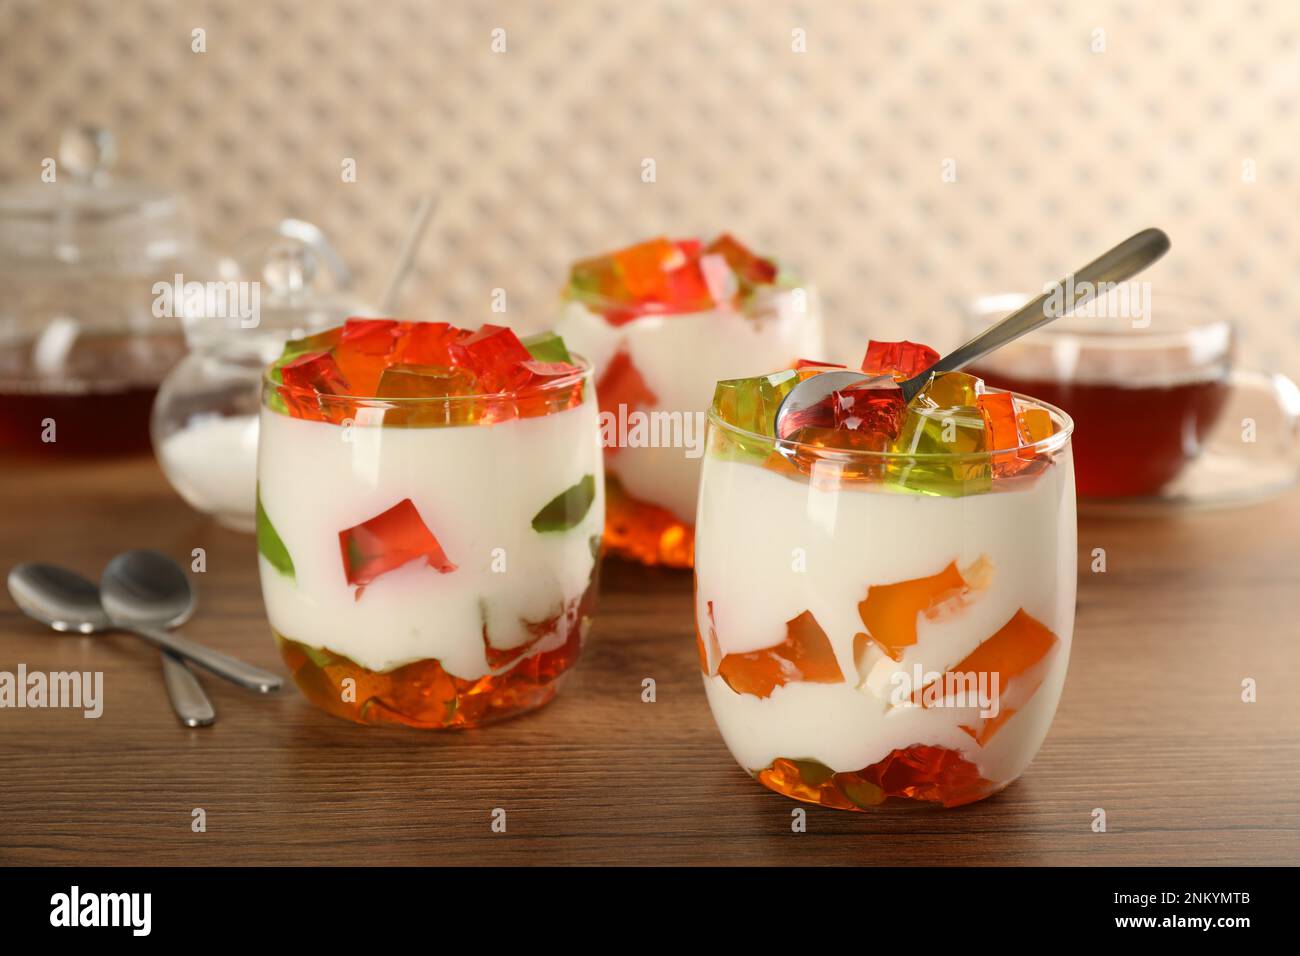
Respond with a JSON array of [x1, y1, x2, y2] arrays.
[[100, 549, 196, 630], [7, 560, 216, 726], [7, 563, 112, 634], [99, 548, 282, 693]]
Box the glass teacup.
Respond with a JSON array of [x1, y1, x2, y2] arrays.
[[966, 292, 1300, 503]]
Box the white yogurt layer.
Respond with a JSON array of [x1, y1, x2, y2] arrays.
[[257, 394, 604, 678], [555, 294, 824, 522], [694, 452, 1076, 786], [158, 414, 260, 529]]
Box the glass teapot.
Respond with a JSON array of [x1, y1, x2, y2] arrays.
[[151, 221, 371, 531], [0, 126, 204, 456]]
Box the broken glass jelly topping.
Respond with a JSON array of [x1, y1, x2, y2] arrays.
[[267, 318, 585, 426], [709, 338, 1061, 496], [565, 233, 784, 325]]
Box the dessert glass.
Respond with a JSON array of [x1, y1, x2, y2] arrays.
[[556, 282, 823, 568], [257, 352, 603, 729], [694, 389, 1076, 808]]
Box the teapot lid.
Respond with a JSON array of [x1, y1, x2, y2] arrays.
[[0, 126, 196, 274]]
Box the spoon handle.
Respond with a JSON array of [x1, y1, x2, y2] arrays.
[[130, 625, 283, 693], [161, 651, 216, 727], [904, 227, 1171, 399]]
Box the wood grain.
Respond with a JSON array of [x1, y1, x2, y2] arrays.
[[0, 455, 1297, 865]]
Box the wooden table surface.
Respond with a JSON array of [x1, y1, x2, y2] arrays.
[[1, 454, 1297, 866]]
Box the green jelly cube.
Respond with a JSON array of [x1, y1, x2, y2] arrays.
[[709, 369, 799, 462], [520, 330, 573, 365], [886, 406, 991, 496]]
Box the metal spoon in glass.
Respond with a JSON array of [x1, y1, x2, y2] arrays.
[[774, 227, 1173, 438], [6, 562, 216, 726]]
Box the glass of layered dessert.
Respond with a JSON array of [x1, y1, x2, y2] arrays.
[[555, 235, 823, 567], [257, 318, 603, 728], [695, 340, 1076, 808]]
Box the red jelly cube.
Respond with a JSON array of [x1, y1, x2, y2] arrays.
[[280, 350, 349, 393], [339, 498, 457, 599], [662, 258, 714, 313], [704, 233, 778, 285], [860, 340, 940, 381], [398, 321, 463, 367], [448, 324, 533, 391], [831, 380, 906, 439], [857, 744, 993, 808], [674, 238, 702, 260], [341, 317, 402, 356], [278, 350, 351, 421]]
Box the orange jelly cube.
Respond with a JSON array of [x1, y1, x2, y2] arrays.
[[948, 608, 1057, 745], [716, 609, 844, 698], [613, 238, 687, 299], [1017, 405, 1055, 443], [977, 390, 1025, 476], [955, 607, 1056, 681], [857, 560, 971, 661]]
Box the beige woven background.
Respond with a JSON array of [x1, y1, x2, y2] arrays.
[[2, 0, 1299, 375]]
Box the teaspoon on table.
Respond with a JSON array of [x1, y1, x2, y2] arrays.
[[6, 562, 215, 726], [774, 227, 1173, 437], [98, 550, 283, 694], [9, 552, 282, 694]]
